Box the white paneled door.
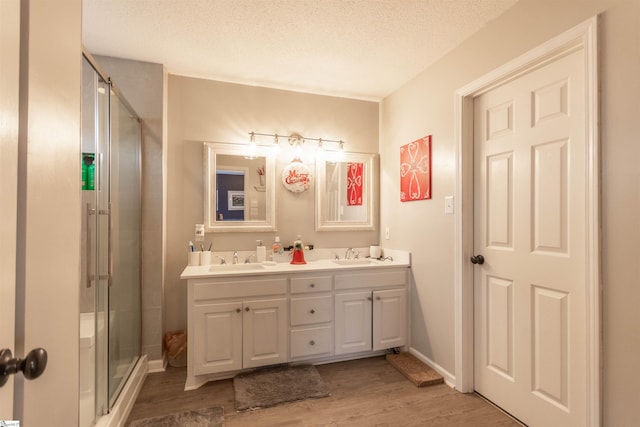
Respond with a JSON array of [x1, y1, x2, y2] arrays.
[[473, 48, 587, 426]]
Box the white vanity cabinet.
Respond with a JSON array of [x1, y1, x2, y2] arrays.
[[183, 263, 409, 390], [186, 276, 288, 390], [334, 269, 408, 356]]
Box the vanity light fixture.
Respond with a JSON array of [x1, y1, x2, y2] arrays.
[[247, 131, 346, 156]]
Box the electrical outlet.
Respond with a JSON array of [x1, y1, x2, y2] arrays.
[[385, 227, 390, 240]]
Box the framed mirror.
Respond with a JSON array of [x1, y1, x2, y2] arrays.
[[204, 142, 276, 232], [315, 152, 377, 231]]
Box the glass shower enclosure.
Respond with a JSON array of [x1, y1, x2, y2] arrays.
[[80, 52, 142, 427]]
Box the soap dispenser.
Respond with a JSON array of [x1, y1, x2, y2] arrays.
[[272, 236, 282, 255], [256, 240, 266, 263], [290, 235, 306, 265]]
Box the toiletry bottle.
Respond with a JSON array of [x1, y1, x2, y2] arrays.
[[272, 236, 281, 254], [83, 155, 95, 190], [86, 156, 95, 191], [256, 240, 266, 263], [81, 156, 88, 190]]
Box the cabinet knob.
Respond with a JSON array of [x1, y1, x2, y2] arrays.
[[236, 308, 241, 313], [309, 340, 315, 346], [245, 307, 250, 312], [310, 283, 315, 288], [367, 296, 373, 301], [376, 296, 381, 301], [310, 309, 315, 314]]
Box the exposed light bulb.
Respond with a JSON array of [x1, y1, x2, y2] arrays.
[[246, 132, 257, 159], [316, 138, 325, 161], [337, 140, 345, 160]]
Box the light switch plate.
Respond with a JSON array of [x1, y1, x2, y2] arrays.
[[385, 227, 390, 240], [444, 196, 454, 214]]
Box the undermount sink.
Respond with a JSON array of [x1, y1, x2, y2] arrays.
[[209, 263, 266, 272], [331, 259, 377, 266]]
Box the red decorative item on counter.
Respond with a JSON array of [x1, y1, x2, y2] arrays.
[[347, 162, 363, 206], [400, 135, 431, 202], [290, 248, 306, 264], [290, 235, 306, 264]]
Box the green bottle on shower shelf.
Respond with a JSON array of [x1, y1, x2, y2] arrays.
[[84, 155, 95, 191]]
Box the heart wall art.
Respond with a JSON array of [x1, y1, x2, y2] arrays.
[[400, 135, 431, 202]]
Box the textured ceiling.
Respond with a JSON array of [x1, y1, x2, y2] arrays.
[[83, 0, 518, 101]]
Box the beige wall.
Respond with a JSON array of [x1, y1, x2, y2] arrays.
[[165, 76, 379, 331], [380, 0, 639, 424]]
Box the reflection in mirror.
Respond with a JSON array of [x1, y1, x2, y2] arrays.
[[205, 143, 276, 232], [316, 152, 376, 231]]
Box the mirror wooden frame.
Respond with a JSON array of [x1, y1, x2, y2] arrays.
[[315, 151, 377, 231], [204, 142, 276, 232]]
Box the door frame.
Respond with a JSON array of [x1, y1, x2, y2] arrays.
[[0, 0, 20, 417], [453, 16, 600, 425]]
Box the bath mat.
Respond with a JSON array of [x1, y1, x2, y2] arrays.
[[127, 406, 224, 427], [386, 352, 444, 387], [233, 364, 330, 411]]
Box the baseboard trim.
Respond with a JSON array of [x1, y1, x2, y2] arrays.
[[408, 347, 456, 388], [95, 354, 148, 427], [147, 355, 166, 373]]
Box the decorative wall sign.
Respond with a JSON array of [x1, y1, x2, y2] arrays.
[[347, 162, 363, 206], [281, 160, 312, 193], [400, 135, 431, 202]]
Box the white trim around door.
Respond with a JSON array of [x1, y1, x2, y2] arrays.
[[453, 16, 600, 426]]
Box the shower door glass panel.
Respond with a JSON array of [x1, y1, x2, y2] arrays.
[[108, 91, 142, 407], [79, 57, 110, 427]]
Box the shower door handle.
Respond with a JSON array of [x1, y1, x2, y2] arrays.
[[0, 348, 48, 387], [98, 205, 112, 287], [86, 203, 96, 287]]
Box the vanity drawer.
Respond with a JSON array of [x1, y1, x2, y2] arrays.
[[193, 276, 287, 301], [290, 295, 332, 326], [290, 326, 333, 359], [334, 269, 407, 291], [290, 275, 332, 294]]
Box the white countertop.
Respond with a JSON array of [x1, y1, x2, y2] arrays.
[[180, 248, 411, 280]]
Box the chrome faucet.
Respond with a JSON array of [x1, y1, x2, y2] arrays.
[[215, 255, 226, 265], [345, 248, 354, 260], [233, 251, 239, 265], [245, 254, 255, 264]]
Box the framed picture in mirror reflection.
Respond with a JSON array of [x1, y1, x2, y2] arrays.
[[227, 190, 245, 211]]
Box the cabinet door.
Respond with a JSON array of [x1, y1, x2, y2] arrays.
[[243, 298, 288, 368], [194, 301, 243, 375], [373, 288, 407, 351], [335, 291, 372, 355]]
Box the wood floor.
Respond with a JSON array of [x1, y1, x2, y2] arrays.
[[126, 356, 521, 426]]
